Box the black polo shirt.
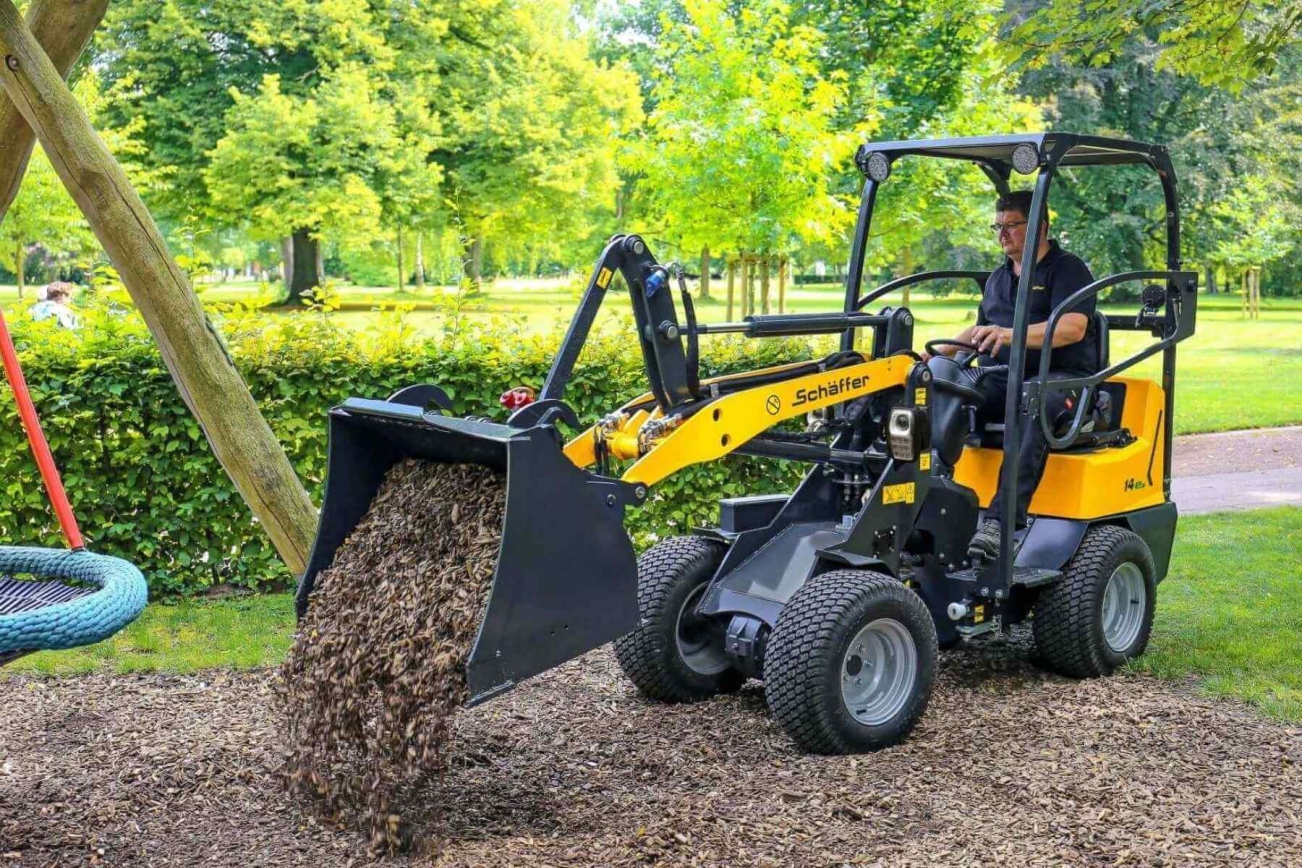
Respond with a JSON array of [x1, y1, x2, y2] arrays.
[[977, 240, 1097, 375]]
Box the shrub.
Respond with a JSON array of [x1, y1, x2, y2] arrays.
[[0, 299, 816, 596]]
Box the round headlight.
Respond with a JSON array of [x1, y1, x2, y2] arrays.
[[865, 151, 892, 182], [1011, 143, 1040, 175]]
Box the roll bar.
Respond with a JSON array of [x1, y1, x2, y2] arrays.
[[1034, 271, 1198, 449]]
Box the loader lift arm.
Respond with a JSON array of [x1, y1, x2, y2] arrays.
[[542, 235, 696, 414]]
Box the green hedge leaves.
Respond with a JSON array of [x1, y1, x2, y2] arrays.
[[0, 301, 815, 596]]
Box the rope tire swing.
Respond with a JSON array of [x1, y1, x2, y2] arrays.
[[0, 308, 146, 666]]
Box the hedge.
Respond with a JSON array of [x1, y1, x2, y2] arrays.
[[0, 300, 819, 596]]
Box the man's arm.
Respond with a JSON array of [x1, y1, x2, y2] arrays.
[[923, 297, 987, 361], [970, 314, 1088, 357]]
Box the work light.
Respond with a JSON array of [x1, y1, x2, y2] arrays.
[[1011, 143, 1040, 175], [865, 151, 891, 182]]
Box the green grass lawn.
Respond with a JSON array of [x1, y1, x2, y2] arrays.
[[3, 280, 1299, 434], [1132, 506, 1302, 722], [6, 508, 1300, 723]]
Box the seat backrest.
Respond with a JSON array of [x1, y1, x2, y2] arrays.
[[1093, 310, 1110, 370]]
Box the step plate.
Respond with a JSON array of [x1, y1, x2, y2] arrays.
[[948, 566, 1062, 589]]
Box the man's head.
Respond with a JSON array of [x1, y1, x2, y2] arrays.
[[993, 190, 1048, 261], [44, 281, 74, 304]]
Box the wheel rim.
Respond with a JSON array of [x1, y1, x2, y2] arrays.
[[840, 618, 917, 727], [1102, 562, 1146, 653], [676, 585, 730, 675]]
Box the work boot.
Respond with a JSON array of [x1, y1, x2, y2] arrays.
[[967, 518, 1001, 562]]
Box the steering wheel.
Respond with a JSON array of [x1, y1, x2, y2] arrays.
[[924, 339, 982, 368], [924, 342, 988, 404]]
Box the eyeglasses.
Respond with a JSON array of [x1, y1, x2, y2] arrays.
[[990, 220, 1027, 234]]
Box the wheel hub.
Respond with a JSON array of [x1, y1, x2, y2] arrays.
[[1102, 561, 1146, 653], [676, 585, 730, 675], [840, 618, 917, 727]]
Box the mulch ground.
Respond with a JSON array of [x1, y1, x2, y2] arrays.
[[3, 632, 1299, 867]]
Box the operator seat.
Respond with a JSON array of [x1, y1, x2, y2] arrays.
[[962, 312, 1127, 452]]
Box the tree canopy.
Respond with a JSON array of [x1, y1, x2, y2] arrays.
[[0, 0, 1295, 297]]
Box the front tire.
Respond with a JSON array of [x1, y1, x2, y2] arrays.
[[614, 536, 744, 702], [1033, 525, 1157, 677], [764, 570, 937, 754]]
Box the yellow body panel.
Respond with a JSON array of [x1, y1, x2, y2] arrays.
[[562, 356, 912, 487], [952, 377, 1167, 519], [624, 356, 911, 486], [561, 358, 826, 469]]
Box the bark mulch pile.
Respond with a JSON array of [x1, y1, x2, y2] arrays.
[[280, 459, 505, 852], [3, 631, 1300, 867]]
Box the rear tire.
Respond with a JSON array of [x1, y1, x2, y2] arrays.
[[614, 536, 744, 702], [764, 570, 937, 754], [1033, 525, 1156, 677]]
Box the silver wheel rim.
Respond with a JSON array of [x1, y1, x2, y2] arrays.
[[676, 585, 729, 675], [1102, 562, 1146, 653], [840, 618, 917, 727]]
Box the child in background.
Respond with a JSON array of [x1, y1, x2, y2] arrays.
[[29, 281, 78, 329]]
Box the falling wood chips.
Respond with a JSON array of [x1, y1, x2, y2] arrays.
[[279, 460, 506, 853]]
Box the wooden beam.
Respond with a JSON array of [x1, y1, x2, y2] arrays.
[[0, 0, 106, 221], [0, 0, 318, 574]]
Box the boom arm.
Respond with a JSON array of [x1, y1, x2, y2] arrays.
[[564, 355, 912, 487]]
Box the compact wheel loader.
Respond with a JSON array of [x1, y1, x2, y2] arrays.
[[297, 133, 1198, 754]]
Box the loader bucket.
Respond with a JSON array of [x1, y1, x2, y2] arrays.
[[295, 397, 640, 705]]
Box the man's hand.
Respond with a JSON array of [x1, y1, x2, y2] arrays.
[[971, 324, 1010, 357]]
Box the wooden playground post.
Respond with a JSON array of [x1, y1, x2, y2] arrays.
[[0, 0, 318, 574], [0, 0, 106, 220]]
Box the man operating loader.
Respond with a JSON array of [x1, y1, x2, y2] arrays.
[[926, 191, 1097, 562]]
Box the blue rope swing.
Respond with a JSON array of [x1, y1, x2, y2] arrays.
[[0, 305, 148, 666], [0, 547, 148, 664]]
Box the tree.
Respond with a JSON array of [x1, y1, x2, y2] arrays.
[[204, 68, 398, 303], [0, 147, 92, 295], [1005, 0, 1301, 91], [94, 0, 451, 300], [1013, 15, 1301, 289], [437, 0, 641, 289], [633, 0, 856, 296]]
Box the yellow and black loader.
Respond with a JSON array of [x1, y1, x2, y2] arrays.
[[297, 133, 1197, 753]]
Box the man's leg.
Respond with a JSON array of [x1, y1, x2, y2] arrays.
[[966, 366, 1009, 560], [973, 372, 1076, 562]]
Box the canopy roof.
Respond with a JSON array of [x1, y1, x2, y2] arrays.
[[860, 133, 1169, 172]]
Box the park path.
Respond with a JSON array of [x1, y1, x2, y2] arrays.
[[1171, 425, 1302, 514]]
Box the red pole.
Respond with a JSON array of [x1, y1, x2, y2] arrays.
[[0, 308, 84, 550]]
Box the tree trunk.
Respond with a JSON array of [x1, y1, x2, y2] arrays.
[[0, 0, 106, 223], [901, 247, 913, 308], [760, 256, 771, 315], [396, 226, 405, 293], [0, 1, 317, 575], [14, 236, 23, 299], [1204, 264, 1217, 294], [726, 259, 736, 321], [700, 245, 711, 300], [464, 235, 484, 292], [286, 227, 322, 305], [778, 257, 787, 314], [280, 236, 293, 294], [414, 232, 426, 291], [739, 256, 750, 318]]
